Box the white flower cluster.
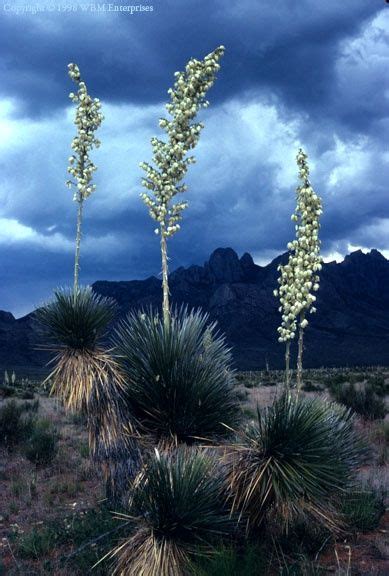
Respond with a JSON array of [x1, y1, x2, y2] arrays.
[[275, 149, 323, 343], [66, 63, 104, 202], [140, 46, 225, 238]]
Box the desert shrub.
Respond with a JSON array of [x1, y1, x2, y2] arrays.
[[193, 543, 268, 576], [16, 388, 35, 400], [0, 385, 16, 398], [367, 373, 388, 397], [114, 307, 240, 443], [228, 394, 365, 533], [301, 380, 321, 392], [0, 400, 35, 448], [333, 383, 387, 420], [381, 421, 389, 444], [236, 389, 248, 402], [109, 448, 234, 576], [24, 419, 59, 466], [278, 555, 326, 575], [17, 526, 58, 559], [325, 373, 350, 390], [19, 398, 40, 413], [341, 488, 385, 532]]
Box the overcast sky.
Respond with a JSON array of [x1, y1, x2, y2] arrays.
[[0, 0, 388, 316]]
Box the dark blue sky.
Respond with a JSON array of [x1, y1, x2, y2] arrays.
[[0, 0, 388, 316]]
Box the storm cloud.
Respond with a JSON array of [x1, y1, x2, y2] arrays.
[[0, 0, 388, 315]]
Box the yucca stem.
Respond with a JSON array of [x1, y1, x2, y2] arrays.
[[160, 226, 170, 328], [285, 340, 291, 390], [296, 311, 305, 393], [74, 197, 84, 292]]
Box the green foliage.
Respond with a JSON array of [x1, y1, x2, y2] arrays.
[[0, 384, 16, 397], [332, 383, 387, 420], [341, 488, 385, 532], [35, 286, 117, 351], [229, 394, 365, 532], [110, 448, 234, 576], [14, 507, 123, 574], [19, 399, 40, 413], [114, 307, 240, 442], [17, 526, 58, 559], [0, 399, 35, 448], [78, 440, 89, 458], [301, 380, 321, 392], [193, 543, 268, 576], [367, 373, 388, 397], [278, 555, 326, 575], [24, 419, 59, 466]]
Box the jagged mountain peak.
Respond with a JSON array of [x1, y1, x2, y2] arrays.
[[1, 247, 389, 371]]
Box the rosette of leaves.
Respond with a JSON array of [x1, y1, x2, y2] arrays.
[[35, 287, 134, 464], [113, 306, 240, 444], [107, 447, 234, 576], [228, 394, 365, 533]]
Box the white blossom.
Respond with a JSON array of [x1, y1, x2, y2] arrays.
[[140, 46, 225, 238], [66, 63, 103, 202], [275, 148, 322, 342]]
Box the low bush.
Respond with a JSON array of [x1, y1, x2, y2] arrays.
[[193, 543, 268, 576], [341, 488, 385, 532], [332, 383, 387, 420], [19, 399, 40, 413], [367, 373, 388, 397], [17, 526, 58, 559], [24, 419, 59, 466], [16, 389, 35, 400], [0, 385, 16, 398], [0, 400, 35, 448], [301, 380, 321, 392]]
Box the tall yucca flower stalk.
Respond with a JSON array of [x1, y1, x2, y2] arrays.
[[140, 46, 225, 328], [66, 63, 104, 291], [275, 149, 322, 391]]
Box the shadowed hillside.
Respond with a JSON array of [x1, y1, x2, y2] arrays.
[[1, 248, 389, 371]]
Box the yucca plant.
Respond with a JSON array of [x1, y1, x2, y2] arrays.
[[66, 63, 104, 291], [35, 287, 136, 472], [228, 394, 365, 533], [108, 447, 234, 576], [140, 46, 225, 327], [113, 306, 240, 443], [274, 149, 323, 390]]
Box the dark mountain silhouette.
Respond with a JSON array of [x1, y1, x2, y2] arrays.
[[1, 247, 389, 373]]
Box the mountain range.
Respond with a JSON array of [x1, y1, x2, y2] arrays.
[[1, 247, 389, 374]]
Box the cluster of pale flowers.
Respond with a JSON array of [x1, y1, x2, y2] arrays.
[[140, 46, 225, 238], [275, 149, 323, 343], [66, 63, 104, 202]]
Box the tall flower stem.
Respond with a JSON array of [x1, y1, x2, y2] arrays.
[[74, 197, 84, 292], [296, 311, 305, 393], [140, 47, 225, 321], [285, 340, 291, 390], [160, 227, 170, 328], [66, 63, 103, 291]]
